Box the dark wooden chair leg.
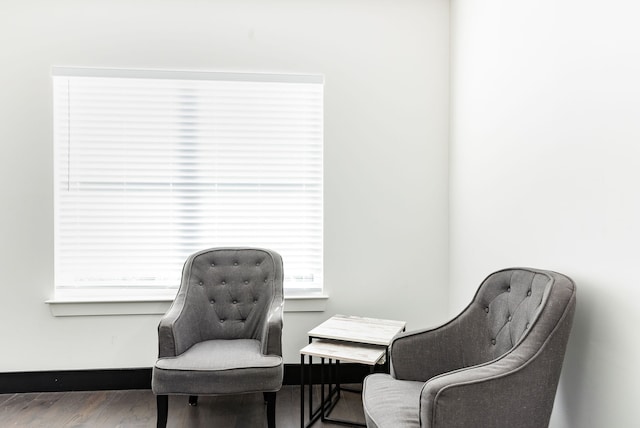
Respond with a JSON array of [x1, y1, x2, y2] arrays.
[[188, 395, 198, 406], [156, 395, 168, 428], [265, 391, 276, 428]]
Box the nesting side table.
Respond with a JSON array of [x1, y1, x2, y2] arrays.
[[300, 315, 406, 428]]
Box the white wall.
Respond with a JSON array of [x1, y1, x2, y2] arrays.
[[0, 0, 450, 370], [450, 1, 640, 427]]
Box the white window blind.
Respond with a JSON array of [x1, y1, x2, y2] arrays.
[[52, 67, 323, 299]]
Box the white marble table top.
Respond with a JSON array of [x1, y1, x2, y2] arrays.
[[307, 314, 406, 346], [300, 339, 386, 365]]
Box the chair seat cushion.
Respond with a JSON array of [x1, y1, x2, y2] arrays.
[[152, 339, 283, 395], [362, 374, 423, 428]]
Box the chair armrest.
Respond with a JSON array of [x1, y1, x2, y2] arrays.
[[390, 320, 467, 382], [418, 304, 575, 428], [157, 291, 202, 358], [260, 296, 284, 356], [419, 346, 563, 427]]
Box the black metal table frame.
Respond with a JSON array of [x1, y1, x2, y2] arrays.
[[300, 339, 389, 428]]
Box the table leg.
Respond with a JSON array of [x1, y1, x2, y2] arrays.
[[300, 354, 305, 428], [320, 357, 325, 422]]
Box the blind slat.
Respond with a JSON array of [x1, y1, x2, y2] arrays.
[[53, 68, 323, 297]]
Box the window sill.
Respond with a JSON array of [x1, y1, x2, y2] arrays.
[[45, 295, 328, 317]]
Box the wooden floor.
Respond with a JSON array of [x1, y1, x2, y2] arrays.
[[0, 385, 366, 427]]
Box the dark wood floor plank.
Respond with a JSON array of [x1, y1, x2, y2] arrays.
[[57, 390, 113, 427], [230, 393, 268, 428], [323, 389, 366, 425], [0, 385, 366, 427], [6, 392, 65, 427], [170, 394, 240, 428], [0, 393, 14, 406], [275, 385, 298, 428], [81, 390, 155, 427], [0, 392, 40, 422]]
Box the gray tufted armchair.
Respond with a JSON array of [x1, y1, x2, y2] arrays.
[[152, 247, 284, 428], [362, 268, 576, 428]]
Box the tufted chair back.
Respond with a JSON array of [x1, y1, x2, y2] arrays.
[[163, 247, 283, 356], [462, 269, 555, 365]]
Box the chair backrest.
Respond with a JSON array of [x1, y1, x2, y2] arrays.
[[178, 247, 283, 341], [458, 268, 575, 367]]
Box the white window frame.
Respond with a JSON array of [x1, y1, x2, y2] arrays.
[[51, 67, 323, 302]]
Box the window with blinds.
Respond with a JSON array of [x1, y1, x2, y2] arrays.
[[52, 67, 323, 299]]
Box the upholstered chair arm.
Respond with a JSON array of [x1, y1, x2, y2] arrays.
[[418, 356, 549, 427], [390, 321, 467, 382], [260, 297, 284, 356], [418, 298, 575, 428], [157, 291, 203, 358]]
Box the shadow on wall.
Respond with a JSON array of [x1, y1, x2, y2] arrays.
[[553, 277, 592, 428]]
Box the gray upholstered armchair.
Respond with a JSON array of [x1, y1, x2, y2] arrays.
[[152, 247, 284, 428], [362, 268, 576, 428]]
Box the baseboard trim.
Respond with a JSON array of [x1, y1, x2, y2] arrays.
[[283, 363, 371, 386], [0, 364, 371, 394], [0, 368, 152, 394]]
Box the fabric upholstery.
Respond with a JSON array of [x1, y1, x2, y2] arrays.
[[362, 268, 576, 428], [155, 339, 281, 372], [153, 339, 283, 395], [152, 247, 284, 397], [362, 375, 423, 428]]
